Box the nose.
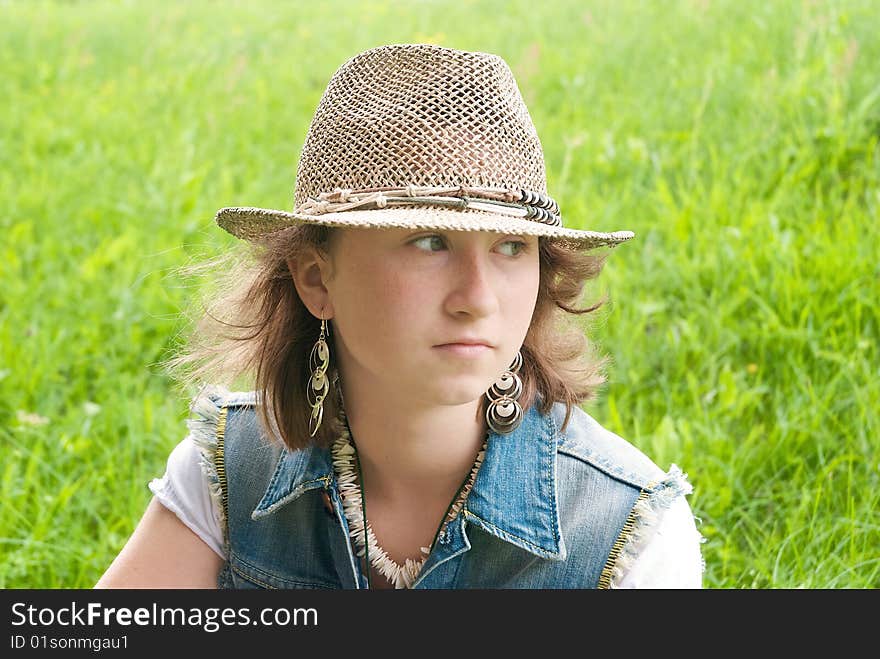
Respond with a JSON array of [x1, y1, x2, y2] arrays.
[[444, 248, 500, 318]]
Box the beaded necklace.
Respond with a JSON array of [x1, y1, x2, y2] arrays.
[[330, 405, 487, 589]]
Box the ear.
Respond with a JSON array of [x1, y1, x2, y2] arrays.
[[287, 245, 335, 320]]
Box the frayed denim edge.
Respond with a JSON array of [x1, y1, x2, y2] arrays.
[[598, 464, 702, 588], [186, 384, 231, 554]]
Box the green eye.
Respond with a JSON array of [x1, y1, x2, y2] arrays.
[[499, 240, 527, 257], [412, 235, 446, 251], [410, 234, 529, 256]]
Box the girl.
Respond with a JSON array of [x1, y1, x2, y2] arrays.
[[96, 43, 703, 589]]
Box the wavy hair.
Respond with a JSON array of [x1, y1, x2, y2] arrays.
[[161, 223, 614, 451]]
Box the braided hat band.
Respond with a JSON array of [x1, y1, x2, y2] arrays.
[[213, 43, 635, 251], [300, 186, 562, 226]]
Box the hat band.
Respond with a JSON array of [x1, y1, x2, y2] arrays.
[[297, 185, 562, 227]]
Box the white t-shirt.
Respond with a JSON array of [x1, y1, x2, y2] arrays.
[[149, 437, 704, 588]]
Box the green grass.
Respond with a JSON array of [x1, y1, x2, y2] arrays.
[[1, 0, 877, 588]]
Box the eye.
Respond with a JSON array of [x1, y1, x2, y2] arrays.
[[411, 235, 446, 252], [409, 234, 530, 256], [498, 239, 528, 257]]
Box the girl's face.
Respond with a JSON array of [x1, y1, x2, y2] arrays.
[[321, 227, 540, 408]]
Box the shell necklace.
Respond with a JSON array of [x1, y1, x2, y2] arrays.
[[330, 407, 487, 589]]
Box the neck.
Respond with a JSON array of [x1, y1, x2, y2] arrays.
[[335, 376, 488, 507]]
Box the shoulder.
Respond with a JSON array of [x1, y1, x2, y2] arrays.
[[187, 385, 262, 443], [186, 384, 286, 478], [190, 384, 258, 412], [548, 401, 694, 516], [549, 402, 669, 491], [612, 494, 704, 588], [190, 386, 280, 448], [546, 402, 703, 587]]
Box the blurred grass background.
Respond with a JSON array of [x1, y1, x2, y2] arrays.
[[1, 0, 877, 588]]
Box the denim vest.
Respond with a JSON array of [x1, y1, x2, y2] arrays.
[[187, 386, 691, 589]]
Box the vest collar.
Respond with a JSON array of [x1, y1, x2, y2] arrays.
[[464, 397, 567, 560], [250, 396, 566, 561]]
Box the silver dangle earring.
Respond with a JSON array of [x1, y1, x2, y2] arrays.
[[307, 311, 331, 437], [486, 349, 524, 434]]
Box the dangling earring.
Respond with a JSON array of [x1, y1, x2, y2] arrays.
[[307, 310, 331, 437], [486, 349, 524, 434]]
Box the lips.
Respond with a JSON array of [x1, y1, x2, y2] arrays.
[[434, 343, 493, 357], [436, 340, 494, 348]]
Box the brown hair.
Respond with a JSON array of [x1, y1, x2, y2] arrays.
[[161, 224, 613, 451]]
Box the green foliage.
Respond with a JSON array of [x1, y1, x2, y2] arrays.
[[1, 0, 877, 588]]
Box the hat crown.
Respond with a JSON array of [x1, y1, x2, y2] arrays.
[[293, 44, 547, 210]]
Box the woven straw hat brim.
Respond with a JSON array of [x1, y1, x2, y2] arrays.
[[215, 205, 635, 251]]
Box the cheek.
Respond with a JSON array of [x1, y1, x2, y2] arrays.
[[336, 267, 423, 344], [375, 273, 429, 333], [507, 263, 540, 327]]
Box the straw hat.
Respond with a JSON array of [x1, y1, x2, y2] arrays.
[[214, 43, 634, 251]]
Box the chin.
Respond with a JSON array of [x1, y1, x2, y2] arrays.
[[430, 382, 491, 406]]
